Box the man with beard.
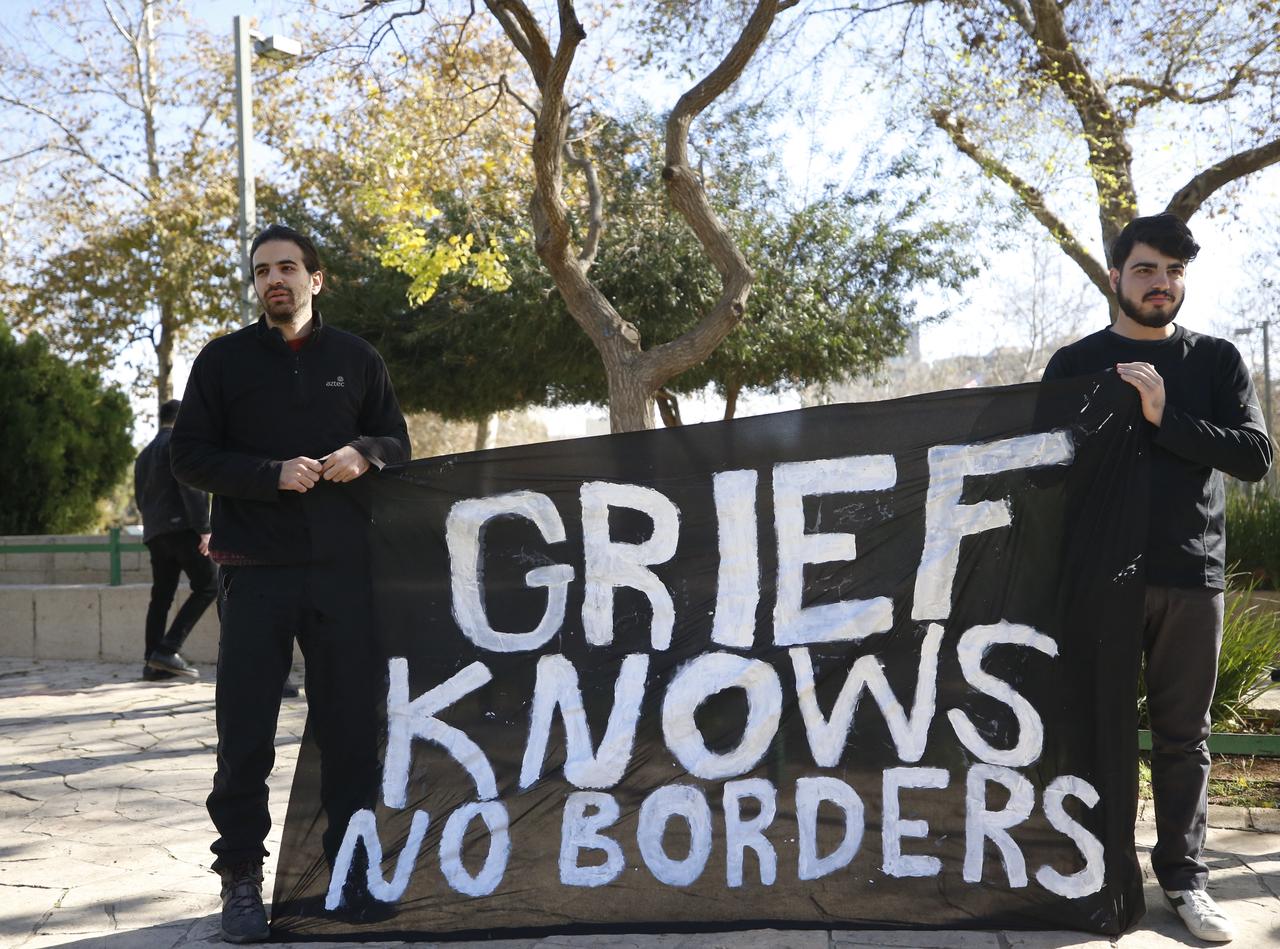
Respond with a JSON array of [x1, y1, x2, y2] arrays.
[[1043, 212, 1271, 943], [171, 224, 410, 943]]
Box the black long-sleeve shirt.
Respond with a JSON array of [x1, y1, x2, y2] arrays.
[[1043, 325, 1272, 588], [134, 426, 210, 543], [170, 313, 411, 565]]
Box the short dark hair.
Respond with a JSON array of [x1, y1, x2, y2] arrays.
[[159, 399, 181, 426], [250, 224, 322, 274], [1109, 213, 1200, 270]]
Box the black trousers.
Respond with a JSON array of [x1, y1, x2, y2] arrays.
[[144, 530, 217, 659], [207, 563, 381, 870], [1143, 585, 1224, 892]]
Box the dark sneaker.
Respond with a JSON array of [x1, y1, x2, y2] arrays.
[[141, 664, 177, 681], [218, 861, 269, 943], [146, 651, 199, 678], [282, 676, 300, 698]]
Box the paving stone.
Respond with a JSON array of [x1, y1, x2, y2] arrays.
[[1208, 826, 1280, 858], [3, 855, 132, 890], [831, 931, 999, 947], [0, 881, 64, 937], [1001, 934, 1110, 948], [32, 889, 217, 941]]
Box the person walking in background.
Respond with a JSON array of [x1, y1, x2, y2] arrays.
[[134, 398, 216, 680], [171, 223, 410, 943], [1043, 212, 1272, 942]]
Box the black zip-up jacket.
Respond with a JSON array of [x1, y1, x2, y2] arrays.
[[170, 313, 411, 565], [1043, 325, 1272, 588], [134, 426, 210, 543]]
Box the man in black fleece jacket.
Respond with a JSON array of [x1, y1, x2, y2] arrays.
[[134, 397, 215, 680], [171, 224, 410, 944], [1043, 213, 1271, 943]]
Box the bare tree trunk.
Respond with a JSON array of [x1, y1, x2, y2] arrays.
[[655, 389, 682, 428], [723, 382, 740, 421], [474, 413, 497, 451], [484, 0, 782, 433], [607, 365, 657, 432], [155, 301, 174, 403]]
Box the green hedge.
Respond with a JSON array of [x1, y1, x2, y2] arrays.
[[1226, 490, 1280, 590], [0, 325, 133, 534]]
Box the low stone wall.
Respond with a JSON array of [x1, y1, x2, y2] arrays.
[[0, 534, 150, 586], [0, 583, 220, 665]]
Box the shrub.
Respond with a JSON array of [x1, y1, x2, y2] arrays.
[[0, 325, 133, 534], [1226, 490, 1280, 589], [1138, 573, 1280, 731]]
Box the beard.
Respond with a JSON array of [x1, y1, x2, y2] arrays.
[[1116, 280, 1183, 328], [262, 289, 305, 323]]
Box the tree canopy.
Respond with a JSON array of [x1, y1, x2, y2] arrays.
[[882, 0, 1280, 312], [295, 109, 972, 424], [350, 0, 803, 431], [0, 0, 243, 404], [0, 324, 133, 534], [635, 0, 1280, 319]]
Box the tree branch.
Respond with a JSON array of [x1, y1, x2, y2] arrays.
[[487, 1, 579, 266], [485, 0, 551, 86], [348, 0, 427, 57], [563, 139, 602, 268], [499, 73, 537, 119], [1165, 135, 1280, 222], [1108, 52, 1272, 110], [932, 107, 1111, 297], [1021, 0, 1135, 247], [0, 93, 149, 200], [100, 0, 135, 46], [646, 0, 782, 381]]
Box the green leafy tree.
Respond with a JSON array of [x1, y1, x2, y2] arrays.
[[259, 183, 599, 421], [351, 0, 800, 432], [281, 112, 971, 424], [0, 325, 133, 534], [586, 127, 974, 420]]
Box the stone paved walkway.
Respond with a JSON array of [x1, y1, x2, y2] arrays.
[[1, 658, 1277, 948]]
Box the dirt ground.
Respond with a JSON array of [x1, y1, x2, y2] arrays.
[[1207, 753, 1280, 808]]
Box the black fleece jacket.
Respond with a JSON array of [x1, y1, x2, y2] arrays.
[[170, 313, 410, 565], [1043, 325, 1272, 588], [134, 426, 211, 543]]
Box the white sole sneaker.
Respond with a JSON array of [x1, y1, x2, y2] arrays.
[[1166, 888, 1236, 942]]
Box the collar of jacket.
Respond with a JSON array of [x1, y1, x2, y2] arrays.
[[255, 310, 326, 353]]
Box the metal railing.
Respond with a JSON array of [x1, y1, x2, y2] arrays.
[[0, 527, 147, 586]]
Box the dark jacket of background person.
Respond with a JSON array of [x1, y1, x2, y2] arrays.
[[169, 313, 411, 565], [134, 426, 211, 543]]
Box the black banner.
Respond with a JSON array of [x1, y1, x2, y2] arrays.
[[271, 373, 1149, 940]]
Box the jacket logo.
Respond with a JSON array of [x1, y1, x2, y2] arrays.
[[325, 376, 345, 388]]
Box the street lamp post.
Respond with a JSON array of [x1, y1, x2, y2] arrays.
[[233, 16, 301, 324]]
